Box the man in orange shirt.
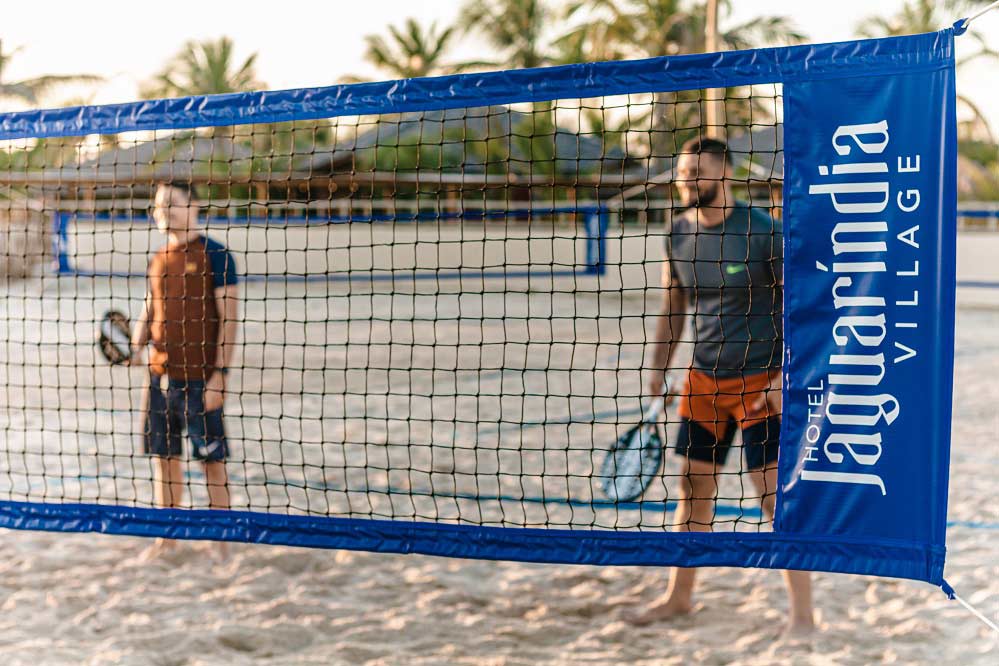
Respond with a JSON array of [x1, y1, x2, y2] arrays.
[[131, 180, 239, 555]]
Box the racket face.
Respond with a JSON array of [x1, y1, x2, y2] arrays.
[[98, 310, 132, 365], [599, 422, 664, 502]]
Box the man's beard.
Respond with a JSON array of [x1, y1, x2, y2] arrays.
[[680, 182, 719, 210], [694, 182, 719, 207]]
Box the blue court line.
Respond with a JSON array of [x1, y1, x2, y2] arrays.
[[944, 520, 999, 530], [62, 271, 999, 287], [67, 469, 758, 518], [218, 476, 999, 530], [51, 399, 998, 531], [17, 400, 994, 530], [472, 405, 646, 437], [63, 207, 604, 226], [958, 209, 999, 219], [21, 472, 998, 529], [262, 478, 761, 519], [56, 212, 998, 287], [66, 267, 595, 283], [957, 280, 999, 289], [53, 208, 609, 281]]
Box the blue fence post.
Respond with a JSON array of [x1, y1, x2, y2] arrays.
[[598, 211, 608, 276], [584, 210, 608, 276], [51, 212, 71, 274]]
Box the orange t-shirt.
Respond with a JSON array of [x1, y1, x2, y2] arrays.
[[147, 236, 223, 380]]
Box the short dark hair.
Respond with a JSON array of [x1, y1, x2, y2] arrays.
[[679, 137, 731, 167], [156, 179, 196, 203]]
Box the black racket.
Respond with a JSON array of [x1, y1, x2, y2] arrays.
[[97, 310, 132, 365], [600, 398, 665, 502]]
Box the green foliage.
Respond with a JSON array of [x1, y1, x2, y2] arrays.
[[858, 1, 998, 196], [141, 37, 261, 98], [959, 140, 999, 168], [362, 19, 456, 79], [0, 137, 81, 170], [855, 0, 992, 38], [557, 0, 806, 63], [511, 103, 557, 175], [551, 1, 806, 161], [245, 120, 334, 175], [456, 0, 557, 70], [958, 140, 999, 200]]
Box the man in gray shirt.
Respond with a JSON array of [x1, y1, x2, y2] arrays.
[[633, 137, 814, 636]]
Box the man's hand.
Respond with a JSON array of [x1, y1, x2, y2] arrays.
[[754, 371, 782, 416], [646, 370, 675, 407], [204, 371, 226, 413], [127, 343, 145, 367]]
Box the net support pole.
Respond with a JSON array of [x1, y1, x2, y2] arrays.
[[51, 212, 71, 274], [584, 211, 608, 276]]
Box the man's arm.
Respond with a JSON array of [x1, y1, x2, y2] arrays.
[[204, 284, 238, 413], [130, 293, 152, 362], [765, 272, 784, 414], [647, 260, 688, 401], [213, 284, 239, 371], [755, 217, 784, 415]]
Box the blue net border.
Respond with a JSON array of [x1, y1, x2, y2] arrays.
[[0, 30, 954, 141], [0, 500, 946, 584], [0, 29, 959, 585]]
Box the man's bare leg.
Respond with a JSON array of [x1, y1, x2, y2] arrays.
[[153, 456, 185, 508], [750, 462, 815, 636], [140, 456, 184, 559], [203, 461, 230, 510], [203, 460, 230, 558], [630, 457, 718, 625]]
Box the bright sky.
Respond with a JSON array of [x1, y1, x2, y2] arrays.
[[1, 0, 996, 130]]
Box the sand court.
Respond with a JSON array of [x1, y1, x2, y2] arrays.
[[0, 222, 994, 663]]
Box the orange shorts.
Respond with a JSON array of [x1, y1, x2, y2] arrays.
[[677, 369, 780, 441]]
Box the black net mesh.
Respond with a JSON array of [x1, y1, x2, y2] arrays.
[[0, 83, 784, 535]]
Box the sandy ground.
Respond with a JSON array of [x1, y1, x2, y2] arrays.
[[0, 225, 994, 664]]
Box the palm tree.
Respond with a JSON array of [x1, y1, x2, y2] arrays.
[[556, 1, 806, 172], [857, 0, 990, 40], [338, 19, 459, 201], [456, 0, 557, 70], [141, 37, 261, 98], [139, 37, 264, 195], [557, 0, 806, 63], [857, 0, 998, 144], [0, 39, 102, 108], [363, 18, 456, 79]]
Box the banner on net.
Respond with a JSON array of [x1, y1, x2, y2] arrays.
[[0, 28, 958, 585]]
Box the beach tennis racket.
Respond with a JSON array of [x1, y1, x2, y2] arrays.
[[599, 398, 665, 502], [97, 310, 132, 365]]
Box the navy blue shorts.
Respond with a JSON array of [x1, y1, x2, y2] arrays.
[[675, 416, 780, 470], [143, 373, 228, 462]]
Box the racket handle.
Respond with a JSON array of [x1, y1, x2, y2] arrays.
[[643, 397, 664, 423]]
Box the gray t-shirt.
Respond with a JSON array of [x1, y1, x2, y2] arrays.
[[664, 203, 783, 377]]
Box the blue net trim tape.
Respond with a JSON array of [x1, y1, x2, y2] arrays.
[[0, 31, 954, 140], [0, 500, 946, 582]]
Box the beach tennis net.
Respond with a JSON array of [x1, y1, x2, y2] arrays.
[[0, 70, 785, 547]]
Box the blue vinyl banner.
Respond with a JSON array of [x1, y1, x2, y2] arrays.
[[779, 39, 957, 584], [0, 29, 958, 584]]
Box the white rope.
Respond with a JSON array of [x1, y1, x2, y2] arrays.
[[959, 0, 999, 29], [953, 592, 999, 634]]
